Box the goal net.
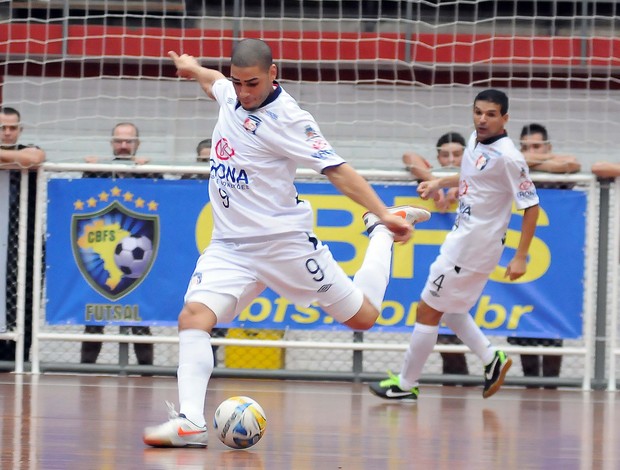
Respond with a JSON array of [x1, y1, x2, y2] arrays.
[[1, 1, 619, 169]]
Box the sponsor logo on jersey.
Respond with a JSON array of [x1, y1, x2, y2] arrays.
[[210, 161, 249, 187], [264, 110, 278, 120], [459, 179, 469, 196], [244, 115, 262, 134], [475, 153, 489, 170], [310, 149, 336, 160], [71, 190, 159, 301], [215, 138, 235, 161], [317, 284, 332, 293], [304, 125, 320, 140]]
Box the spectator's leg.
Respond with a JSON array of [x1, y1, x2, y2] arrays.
[[132, 326, 154, 365], [81, 325, 104, 363], [542, 342, 562, 390], [437, 335, 469, 376], [520, 354, 541, 388], [210, 328, 227, 367]]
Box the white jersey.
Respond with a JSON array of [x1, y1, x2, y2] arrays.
[[440, 131, 539, 273], [209, 79, 346, 239]]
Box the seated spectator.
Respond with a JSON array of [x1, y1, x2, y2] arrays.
[[196, 138, 211, 162], [520, 123, 580, 174]]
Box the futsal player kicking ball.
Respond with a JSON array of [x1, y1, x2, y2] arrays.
[[369, 89, 540, 401], [143, 38, 430, 447]]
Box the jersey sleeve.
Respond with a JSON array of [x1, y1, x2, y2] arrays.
[[506, 153, 539, 210], [268, 112, 346, 173], [211, 78, 232, 105]]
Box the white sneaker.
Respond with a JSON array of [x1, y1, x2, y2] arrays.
[[143, 401, 208, 448], [363, 205, 431, 235]]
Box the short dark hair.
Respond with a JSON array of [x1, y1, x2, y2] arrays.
[[196, 138, 212, 155], [0, 107, 21, 121], [436, 132, 466, 149], [520, 123, 548, 140], [112, 122, 139, 137], [474, 89, 509, 115], [231, 38, 273, 72]]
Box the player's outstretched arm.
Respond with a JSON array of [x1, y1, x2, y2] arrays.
[[323, 163, 412, 243], [168, 51, 226, 99]]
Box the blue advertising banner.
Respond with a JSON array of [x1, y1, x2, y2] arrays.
[[46, 178, 586, 339]]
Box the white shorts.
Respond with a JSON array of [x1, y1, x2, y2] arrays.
[[184, 232, 363, 324], [420, 253, 490, 314]]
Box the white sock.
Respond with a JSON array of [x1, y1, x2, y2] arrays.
[[178, 329, 213, 427], [353, 230, 393, 310], [441, 313, 495, 364], [399, 323, 439, 389]]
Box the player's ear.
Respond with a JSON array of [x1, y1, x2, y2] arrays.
[[269, 64, 277, 81]]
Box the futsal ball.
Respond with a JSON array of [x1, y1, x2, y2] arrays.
[[213, 396, 267, 449], [113, 235, 153, 278]]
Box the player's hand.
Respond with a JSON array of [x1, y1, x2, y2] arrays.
[[505, 256, 527, 281], [381, 213, 413, 244], [418, 179, 440, 200], [168, 51, 200, 79], [433, 189, 450, 212]]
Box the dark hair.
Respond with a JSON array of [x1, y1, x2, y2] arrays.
[[112, 122, 139, 137], [196, 138, 212, 155], [231, 38, 273, 72], [436, 132, 466, 149], [520, 123, 548, 140], [0, 107, 21, 120], [474, 89, 509, 115]]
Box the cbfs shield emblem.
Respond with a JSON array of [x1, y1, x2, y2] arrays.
[[71, 200, 159, 301]]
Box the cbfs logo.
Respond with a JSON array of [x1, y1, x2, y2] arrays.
[[71, 186, 160, 301]]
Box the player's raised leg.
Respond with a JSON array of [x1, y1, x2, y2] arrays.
[[338, 206, 430, 331]]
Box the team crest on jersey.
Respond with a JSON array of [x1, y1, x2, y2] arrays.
[[244, 115, 262, 134], [475, 154, 489, 170], [71, 191, 159, 301]]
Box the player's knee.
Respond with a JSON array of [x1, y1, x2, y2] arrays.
[[416, 300, 442, 326], [343, 303, 379, 331], [178, 302, 217, 331]]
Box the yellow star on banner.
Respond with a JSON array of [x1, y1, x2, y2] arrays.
[[123, 191, 134, 202], [111, 186, 122, 197], [135, 197, 145, 208], [87, 197, 97, 207], [148, 200, 159, 211], [99, 191, 109, 202], [74, 199, 85, 210]]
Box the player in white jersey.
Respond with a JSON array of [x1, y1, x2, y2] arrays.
[[369, 89, 540, 401], [143, 38, 431, 448]]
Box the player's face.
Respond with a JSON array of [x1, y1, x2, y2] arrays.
[[230, 64, 277, 111], [520, 132, 551, 154], [473, 100, 508, 142], [0, 113, 22, 146], [111, 125, 140, 158], [436, 142, 464, 168]]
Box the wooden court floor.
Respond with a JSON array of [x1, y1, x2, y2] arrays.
[[0, 373, 619, 469]]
